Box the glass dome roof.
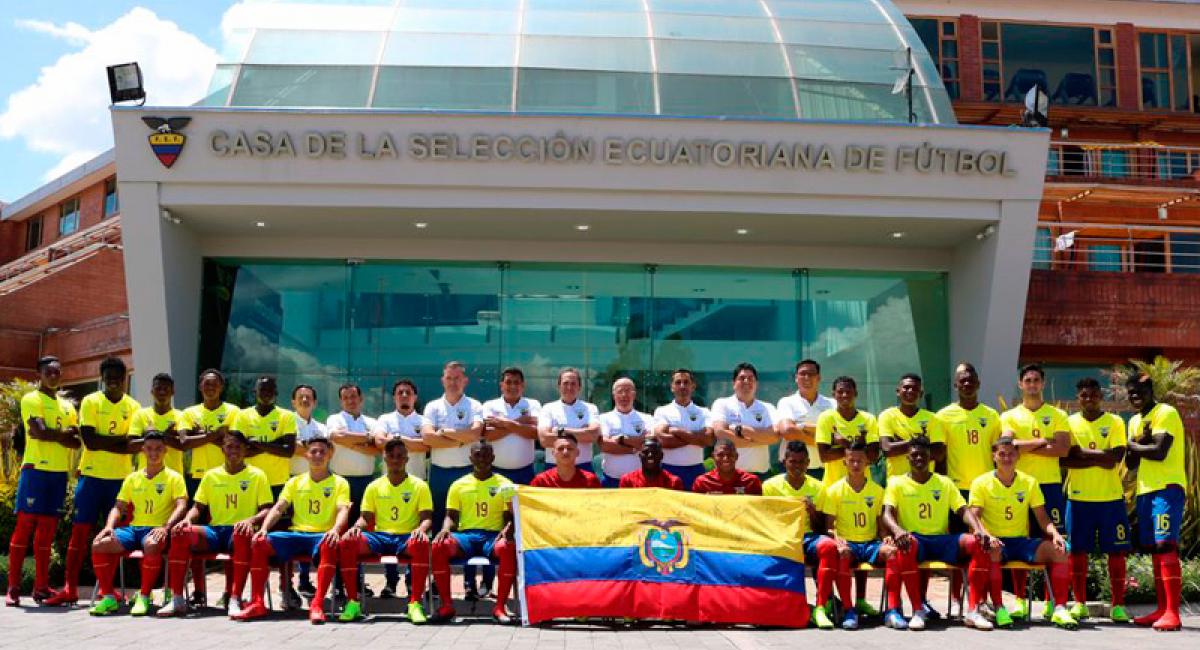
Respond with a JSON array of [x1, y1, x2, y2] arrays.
[[201, 0, 955, 123]]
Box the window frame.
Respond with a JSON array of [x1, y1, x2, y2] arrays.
[[58, 197, 80, 238], [103, 178, 119, 218], [24, 215, 43, 252], [1137, 30, 1193, 112]]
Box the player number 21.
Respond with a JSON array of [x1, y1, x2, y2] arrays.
[[918, 503, 931, 519]]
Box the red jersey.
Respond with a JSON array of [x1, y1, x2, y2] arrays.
[[691, 469, 762, 495], [530, 467, 601, 489], [619, 469, 683, 490]]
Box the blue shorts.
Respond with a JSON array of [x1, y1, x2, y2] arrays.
[[664, 463, 707, 491], [802, 532, 826, 561], [495, 464, 535, 486], [362, 531, 414, 556], [73, 475, 124, 524], [913, 533, 963, 564], [1038, 483, 1065, 533], [15, 466, 67, 516], [846, 540, 882, 565], [451, 529, 499, 559], [201, 525, 237, 552], [267, 530, 327, 561], [998, 536, 1042, 563], [114, 526, 155, 551], [1066, 499, 1132, 553], [1136, 486, 1184, 546]]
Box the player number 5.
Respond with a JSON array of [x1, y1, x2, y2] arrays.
[[1004, 505, 1014, 520]]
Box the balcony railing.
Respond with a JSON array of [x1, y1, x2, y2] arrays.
[[1033, 221, 1200, 274], [0, 216, 122, 294], [1046, 142, 1200, 185]]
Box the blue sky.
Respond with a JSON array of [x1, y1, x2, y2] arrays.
[[0, 2, 238, 203]]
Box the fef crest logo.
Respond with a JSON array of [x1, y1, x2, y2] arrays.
[[401, 492, 411, 503], [155, 483, 165, 495], [978, 417, 989, 428], [488, 486, 500, 497], [865, 496, 876, 507], [932, 489, 942, 501], [638, 519, 690, 575], [1100, 427, 1110, 438], [322, 487, 333, 498], [1016, 491, 1026, 503], [1041, 416, 1052, 426], [239, 480, 249, 492], [141, 116, 191, 168]]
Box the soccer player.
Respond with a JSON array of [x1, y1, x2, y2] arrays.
[[537, 367, 601, 470], [999, 363, 1070, 620], [234, 436, 350, 624], [372, 378, 428, 597], [88, 431, 188, 616], [880, 437, 991, 631], [937, 362, 1001, 499], [763, 442, 833, 627], [710, 362, 778, 480], [289, 383, 325, 599], [879, 374, 946, 478], [619, 436, 683, 489], [47, 356, 139, 606], [969, 437, 1075, 629], [482, 367, 541, 486], [162, 430, 273, 617], [422, 361, 485, 596], [129, 373, 185, 477], [6, 356, 79, 607], [815, 376, 881, 486], [1125, 374, 1186, 631], [178, 369, 239, 497], [233, 376, 298, 500], [530, 434, 602, 488], [431, 441, 518, 624], [692, 438, 763, 495], [599, 377, 654, 487], [652, 368, 713, 490], [1061, 377, 1130, 623], [776, 359, 835, 480], [338, 438, 433, 623], [815, 439, 891, 630]]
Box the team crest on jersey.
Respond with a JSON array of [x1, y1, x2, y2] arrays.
[[1100, 427, 1110, 438], [978, 417, 988, 428], [575, 408, 584, 419], [634, 424, 643, 434], [1016, 491, 1026, 503], [932, 489, 942, 501], [638, 519, 689, 575], [1041, 416, 1051, 426], [239, 480, 249, 492], [488, 486, 500, 497], [217, 413, 227, 423], [270, 421, 278, 432], [920, 421, 929, 433], [142, 116, 190, 168], [865, 496, 875, 507], [754, 412, 763, 422], [456, 409, 465, 419], [520, 408, 529, 416], [401, 492, 411, 503], [155, 483, 165, 495], [688, 412, 698, 422], [857, 424, 867, 435], [322, 487, 333, 498]]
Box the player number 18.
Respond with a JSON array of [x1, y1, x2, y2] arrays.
[[966, 429, 980, 444]]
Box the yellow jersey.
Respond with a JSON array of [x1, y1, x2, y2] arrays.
[[281, 472, 351, 533], [193, 464, 273, 526], [815, 409, 880, 485], [447, 473, 514, 532], [877, 407, 947, 477], [19, 390, 79, 472], [233, 405, 298, 486], [362, 475, 433, 535], [1128, 403, 1187, 495], [968, 470, 1044, 538], [180, 402, 239, 479], [937, 402, 1001, 489], [883, 472, 965, 535], [817, 477, 884, 543], [762, 474, 823, 535], [1000, 403, 1068, 485], [117, 468, 187, 527], [1065, 412, 1127, 503], [78, 392, 140, 480], [129, 406, 184, 476]]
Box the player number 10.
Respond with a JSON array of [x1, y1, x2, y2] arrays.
[[853, 512, 867, 527]]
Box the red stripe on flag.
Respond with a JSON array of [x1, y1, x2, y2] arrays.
[[525, 580, 809, 627]]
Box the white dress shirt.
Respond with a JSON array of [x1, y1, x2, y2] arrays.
[[481, 396, 542, 469]]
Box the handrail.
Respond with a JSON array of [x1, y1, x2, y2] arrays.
[[0, 217, 121, 283], [1032, 220, 1200, 273], [1047, 141, 1200, 183]]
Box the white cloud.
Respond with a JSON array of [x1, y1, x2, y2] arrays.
[[0, 8, 217, 183]]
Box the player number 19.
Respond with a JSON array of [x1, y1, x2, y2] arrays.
[[476, 502, 489, 518]]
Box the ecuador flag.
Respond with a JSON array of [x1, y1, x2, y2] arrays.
[[515, 486, 808, 627]]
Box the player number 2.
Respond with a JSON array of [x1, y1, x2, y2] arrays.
[[853, 512, 867, 527], [966, 429, 980, 444], [108, 420, 118, 434], [308, 499, 321, 515], [476, 502, 489, 518]]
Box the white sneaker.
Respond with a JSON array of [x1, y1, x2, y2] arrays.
[[156, 596, 188, 618], [227, 596, 243, 618], [964, 609, 993, 630], [909, 609, 928, 631]]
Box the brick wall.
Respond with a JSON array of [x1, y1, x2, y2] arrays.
[[958, 15, 983, 102], [1115, 23, 1140, 110]]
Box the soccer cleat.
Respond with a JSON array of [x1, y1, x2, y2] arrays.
[[232, 600, 269, 621], [1133, 607, 1164, 626], [309, 605, 326, 625], [1041, 599, 1052, 621], [379, 584, 397, 599], [215, 593, 230, 610], [1068, 602, 1088, 620], [1009, 598, 1029, 620], [130, 594, 152, 616], [978, 602, 996, 620], [993, 606, 1013, 628], [5, 587, 19, 607], [1109, 605, 1130, 623], [492, 607, 514, 625], [1050, 605, 1079, 630], [157, 596, 188, 618], [189, 591, 207, 609], [842, 609, 860, 630], [226, 596, 243, 618], [31, 588, 53, 604], [338, 600, 363, 622], [884, 608, 908, 630], [909, 609, 928, 631], [282, 585, 303, 611], [43, 588, 78, 607], [89, 595, 121, 616], [432, 605, 456, 623], [812, 605, 834, 630], [921, 601, 943, 621], [1152, 612, 1181, 632], [407, 601, 428, 625], [856, 598, 881, 617], [964, 609, 993, 631]]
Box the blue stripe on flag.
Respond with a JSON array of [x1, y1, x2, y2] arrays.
[[523, 546, 805, 593]]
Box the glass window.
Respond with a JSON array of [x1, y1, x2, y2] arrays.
[[1140, 32, 1192, 111], [652, 13, 776, 43], [522, 10, 648, 38], [1098, 149, 1129, 178], [58, 198, 80, 237], [517, 68, 655, 114], [519, 35, 653, 72], [768, 0, 882, 24], [660, 73, 796, 118], [392, 8, 519, 35], [245, 30, 384, 66], [649, 0, 766, 18], [380, 33, 516, 67], [1033, 227, 1052, 269], [1134, 238, 1167, 273], [104, 179, 118, 218], [373, 67, 512, 110], [1088, 244, 1122, 271], [199, 65, 236, 107], [1170, 233, 1200, 273], [1037, 365, 1108, 404], [911, 18, 939, 67], [231, 65, 373, 107], [776, 19, 898, 50], [1001, 24, 1097, 105], [797, 80, 927, 122], [25, 216, 42, 251], [656, 40, 788, 77]]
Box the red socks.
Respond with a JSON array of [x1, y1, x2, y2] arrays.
[[1159, 551, 1182, 624], [1070, 553, 1088, 604], [32, 515, 56, 592], [247, 537, 273, 605], [961, 535, 988, 609], [835, 553, 855, 608], [229, 532, 252, 600], [339, 538, 366, 602], [432, 537, 457, 611], [1011, 568, 1028, 599], [7, 513, 36, 590], [493, 538, 516, 610], [140, 552, 163, 597], [92, 549, 118, 597], [313, 542, 337, 609], [407, 536, 430, 603], [61, 523, 92, 593], [168, 532, 194, 594], [1108, 554, 1126, 605], [886, 542, 920, 611], [814, 538, 837, 607], [1048, 560, 1069, 607]]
